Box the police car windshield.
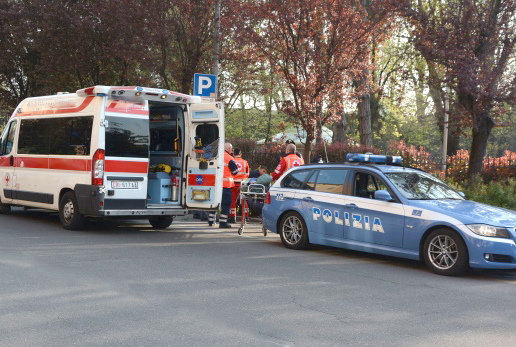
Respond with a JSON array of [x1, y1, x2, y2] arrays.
[[385, 172, 463, 200]]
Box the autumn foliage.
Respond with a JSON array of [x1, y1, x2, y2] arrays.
[[229, 0, 394, 159]]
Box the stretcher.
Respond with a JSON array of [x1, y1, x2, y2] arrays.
[[237, 184, 268, 236]]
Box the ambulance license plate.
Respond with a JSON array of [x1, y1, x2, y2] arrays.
[[111, 181, 139, 189]]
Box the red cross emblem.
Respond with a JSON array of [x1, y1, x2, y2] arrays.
[[5, 174, 10, 186]]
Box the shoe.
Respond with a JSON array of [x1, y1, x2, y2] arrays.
[[208, 222, 213, 226], [219, 223, 232, 229], [228, 217, 236, 223]]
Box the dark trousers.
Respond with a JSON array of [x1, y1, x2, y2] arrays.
[[209, 187, 233, 225]]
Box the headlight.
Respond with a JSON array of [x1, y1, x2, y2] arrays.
[[467, 224, 510, 239]]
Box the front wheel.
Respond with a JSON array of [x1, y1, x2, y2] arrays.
[[279, 212, 309, 250], [423, 228, 469, 276], [149, 216, 173, 229], [59, 192, 85, 230]]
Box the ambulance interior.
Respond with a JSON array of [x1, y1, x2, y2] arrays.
[[147, 102, 185, 206]]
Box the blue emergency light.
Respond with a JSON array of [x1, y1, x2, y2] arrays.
[[346, 153, 402, 165]]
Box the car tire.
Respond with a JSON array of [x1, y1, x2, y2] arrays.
[[0, 202, 11, 214], [149, 216, 173, 229], [59, 191, 85, 230], [423, 228, 469, 276], [279, 211, 309, 250]]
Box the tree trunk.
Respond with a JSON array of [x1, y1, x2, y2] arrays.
[[303, 132, 314, 162], [358, 92, 373, 147], [468, 112, 495, 178], [332, 112, 349, 143], [315, 122, 323, 146]]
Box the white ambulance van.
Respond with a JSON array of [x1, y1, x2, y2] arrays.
[[0, 86, 224, 229]]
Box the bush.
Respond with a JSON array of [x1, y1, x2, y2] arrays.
[[455, 176, 516, 210]]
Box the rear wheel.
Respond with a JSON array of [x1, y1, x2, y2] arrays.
[[0, 202, 11, 214], [59, 192, 85, 230], [279, 212, 309, 250], [149, 216, 173, 229], [423, 228, 469, 276]]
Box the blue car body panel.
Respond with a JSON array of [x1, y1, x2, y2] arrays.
[[262, 163, 516, 270]]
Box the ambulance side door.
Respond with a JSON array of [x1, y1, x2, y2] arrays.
[[0, 119, 17, 204], [185, 102, 223, 209]]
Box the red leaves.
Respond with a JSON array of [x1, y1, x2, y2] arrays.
[[230, 0, 394, 155]]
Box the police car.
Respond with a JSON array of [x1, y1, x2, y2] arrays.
[[262, 154, 516, 276]]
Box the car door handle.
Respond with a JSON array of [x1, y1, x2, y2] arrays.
[[345, 203, 358, 209], [9, 155, 14, 167], [303, 197, 314, 202]]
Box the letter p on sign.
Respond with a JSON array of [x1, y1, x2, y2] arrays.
[[194, 73, 217, 98]]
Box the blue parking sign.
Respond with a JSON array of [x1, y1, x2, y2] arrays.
[[194, 73, 217, 97]]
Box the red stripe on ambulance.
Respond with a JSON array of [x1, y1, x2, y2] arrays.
[[15, 157, 49, 169], [105, 160, 148, 173], [16, 97, 94, 117], [188, 174, 216, 186], [49, 158, 92, 171]]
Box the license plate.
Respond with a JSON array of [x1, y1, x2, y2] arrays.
[[111, 181, 139, 189]]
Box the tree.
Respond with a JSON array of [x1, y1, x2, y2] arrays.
[[397, 0, 516, 177], [231, 0, 392, 159]]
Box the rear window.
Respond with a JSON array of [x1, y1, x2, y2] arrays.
[[105, 116, 149, 158], [282, 170, 312, 189]]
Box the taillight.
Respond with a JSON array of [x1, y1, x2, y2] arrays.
[[265, 191, 271, 204], [92, 149, 105, 186]]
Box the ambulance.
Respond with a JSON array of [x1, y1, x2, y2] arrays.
[[0, 86, 224, 229]]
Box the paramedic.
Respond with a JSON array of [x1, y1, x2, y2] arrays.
[[229, 148, 249, 223], [271, 143, 305, 180], [208, 142, 239, 228]]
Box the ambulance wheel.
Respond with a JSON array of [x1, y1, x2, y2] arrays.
[[423, 228, 469, 276], [59, 192, 85, 230], [149, 216, 173, 229], [0, 203, 11, 214], [279, 212, 309, 250]]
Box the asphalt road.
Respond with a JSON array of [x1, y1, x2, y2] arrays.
[[0, 207, 515, 347]]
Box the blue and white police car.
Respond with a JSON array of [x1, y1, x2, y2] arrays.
[[263, 154, 516, 276]]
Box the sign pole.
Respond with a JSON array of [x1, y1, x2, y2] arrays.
[[442, 85, 450, 174], [212, 0, 221, 77]]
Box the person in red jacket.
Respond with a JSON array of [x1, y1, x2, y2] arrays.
[[208, 142, 239, 228], [229, 148, 249, 223], [271, 143, 305, 180]]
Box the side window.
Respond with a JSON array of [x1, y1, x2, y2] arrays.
[[282, 170, 312, 189], [303, 170, 318, 190], [354, 172, 389, 199], [18, 117, 93, 156], [18, 119, 49, 154], [314, 169, 348, 194], [0, 121, 17, 155], [48, 117, 93, 155]]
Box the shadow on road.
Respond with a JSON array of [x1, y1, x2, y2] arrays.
[[4, 207, 516, 282]]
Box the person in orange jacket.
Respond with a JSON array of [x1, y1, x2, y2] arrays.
[[271, 143, 305, 180], [208, 142, 239, 228], [229, 148, 249, 223]]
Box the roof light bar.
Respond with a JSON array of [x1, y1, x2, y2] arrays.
[[75, 86, 201, 104], [346, 153, 402, 165]]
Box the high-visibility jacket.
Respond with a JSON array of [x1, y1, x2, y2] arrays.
[[223, 151, 239, 188], [271, 153, 305, 180], [233, 157, 249, 183]]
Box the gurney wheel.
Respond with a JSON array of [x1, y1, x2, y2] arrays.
[[262, 227, 267, 237], [238, 226, 243, 235]]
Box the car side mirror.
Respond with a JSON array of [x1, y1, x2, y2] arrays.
[[458, 192, 466, 198], [374, 190, 394, 202]]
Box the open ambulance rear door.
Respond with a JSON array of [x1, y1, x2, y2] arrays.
[[184, 102, 224, 210]]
